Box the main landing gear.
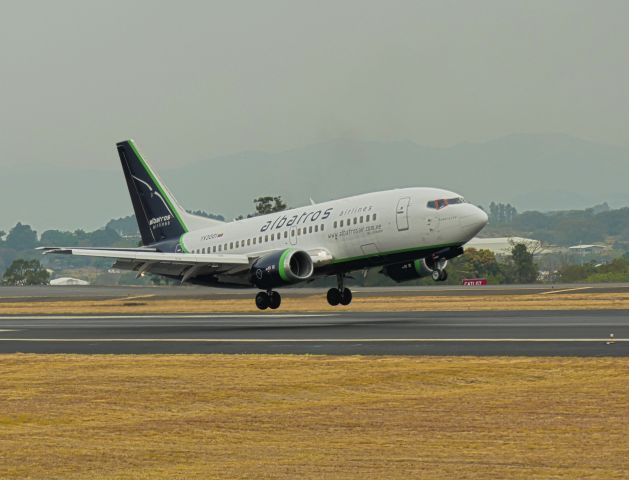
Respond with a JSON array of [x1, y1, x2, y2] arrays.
[[327, 274, 353, 306], [255, 290, 281, 310]]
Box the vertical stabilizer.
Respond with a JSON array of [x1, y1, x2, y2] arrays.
[[117, 140, 189, 245]]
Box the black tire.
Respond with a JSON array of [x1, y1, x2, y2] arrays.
[[327, 288, 341, 306], [268, 291, 281, 309], [255, 292, 269, 310], [432, 269, 441, 282], [439, 270, 448, 282], [340, 288, 353, 306]]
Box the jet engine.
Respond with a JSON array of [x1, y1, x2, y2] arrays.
[[250, 249, 314, 289], [381, 257, 447, 283]]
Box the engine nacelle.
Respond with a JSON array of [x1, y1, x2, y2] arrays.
[[250, 249, 314, 289], [381, 257, 447, 283]]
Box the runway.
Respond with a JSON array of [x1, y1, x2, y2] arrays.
[[2, 283, 629, 303], [1, 310, 628, 356]]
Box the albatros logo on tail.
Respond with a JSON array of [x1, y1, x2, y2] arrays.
[[149, 214, 174, 228], [130, 174, 175, 230]]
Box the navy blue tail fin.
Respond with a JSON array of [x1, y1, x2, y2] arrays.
[[117, 140, 188, 245]]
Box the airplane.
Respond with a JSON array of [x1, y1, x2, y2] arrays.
[[41, 140, 489, 310]]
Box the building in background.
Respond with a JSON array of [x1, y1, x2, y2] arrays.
[[466, 237, 551, 257], [50, 277, 90, 286]]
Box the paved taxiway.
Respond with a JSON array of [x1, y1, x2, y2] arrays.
[[0, 310, 628, 356]]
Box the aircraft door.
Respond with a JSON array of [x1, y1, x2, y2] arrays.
[[396, 197, 410, 231]]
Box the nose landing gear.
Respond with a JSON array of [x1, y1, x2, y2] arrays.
[[327, 274, 353, 306], [429, 256, 449, 282], [431, 269, 448, 282], [255, 290, 281, 310]]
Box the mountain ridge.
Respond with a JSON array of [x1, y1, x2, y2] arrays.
[[2, 133, 628, 232]]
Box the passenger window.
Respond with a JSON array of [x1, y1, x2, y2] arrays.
[[218, 245, 222, 252], [314, 225, 318, 232], [235, 241, 239, 248], [258, 236, 262, 243], [213, 246, 216, 253], [284, 231, 288, 238], [202, 248, 206, 254], [366, 214, 370, 222], [271, 234, 274, 241], [309, 226, 313, 233], [297, 228, 301, 235], [360, 216, 363, 223], [265, 235, 268, 242], [333, 221, 337, 228], [340, 220, 344, 227], [321, 224, 324, 231], [373, 214, 377, 221], [230, 242, 233, 249], [253, 238, 257, 245], [291, 229, 295, 237], [354, 218, 358, 225]]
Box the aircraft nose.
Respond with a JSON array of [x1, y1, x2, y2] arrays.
[[476, 207, 489, 227], [460, 205, 489, 237]]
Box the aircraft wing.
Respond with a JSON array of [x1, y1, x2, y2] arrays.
[[39, 246, 334, 282], [39, 247, 252, 281]]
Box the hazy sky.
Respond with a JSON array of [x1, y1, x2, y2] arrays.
[[1, 0, 628, 171]]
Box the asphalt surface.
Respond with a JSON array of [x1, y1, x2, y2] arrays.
[[1, 283, 629, 302], [0, 310, 627, 356]]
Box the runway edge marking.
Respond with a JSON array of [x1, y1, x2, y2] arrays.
[[540, 287, 591, 295]]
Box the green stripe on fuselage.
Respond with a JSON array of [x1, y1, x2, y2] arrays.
[[330, 242, 457, 265]]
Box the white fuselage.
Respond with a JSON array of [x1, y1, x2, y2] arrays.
[[179, 187, 488, 273]]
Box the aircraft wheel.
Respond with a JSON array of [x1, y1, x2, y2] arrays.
[[439, 270, 448, 282], [339, 288, 353, 306], [255, 292, 270, 310], [432, 269, 441, 282], [268, 291, 281, 310], [327, 288, 341, 306]]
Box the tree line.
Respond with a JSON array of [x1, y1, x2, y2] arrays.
[[480, 201, 629, 247], [0, 197, 288, 285]]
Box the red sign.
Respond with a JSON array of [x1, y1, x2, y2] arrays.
[[462, 278, 487, 286]]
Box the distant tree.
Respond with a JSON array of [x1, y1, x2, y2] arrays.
[[73, 229, 88, 242], [2, 259, 50, 286], [488, 202, 517, 224], [106, 215, 140, 237], [512, 211, 552, 231], [40, 230, 79, 247], [5, 223, 38, 251], [458, 248, 501, 279], [510, 243, 538, 283], [0, 230, 6, 243], [489, 202, 497, 223], [254, 196, 287, 215], [87, 228, 121, 247]]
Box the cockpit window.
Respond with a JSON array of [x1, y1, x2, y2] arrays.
[[427, 197, 465, 210]]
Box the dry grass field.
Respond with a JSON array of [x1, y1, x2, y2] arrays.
[[1, 355, 628, 479], [2, 291, 629, 315]]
